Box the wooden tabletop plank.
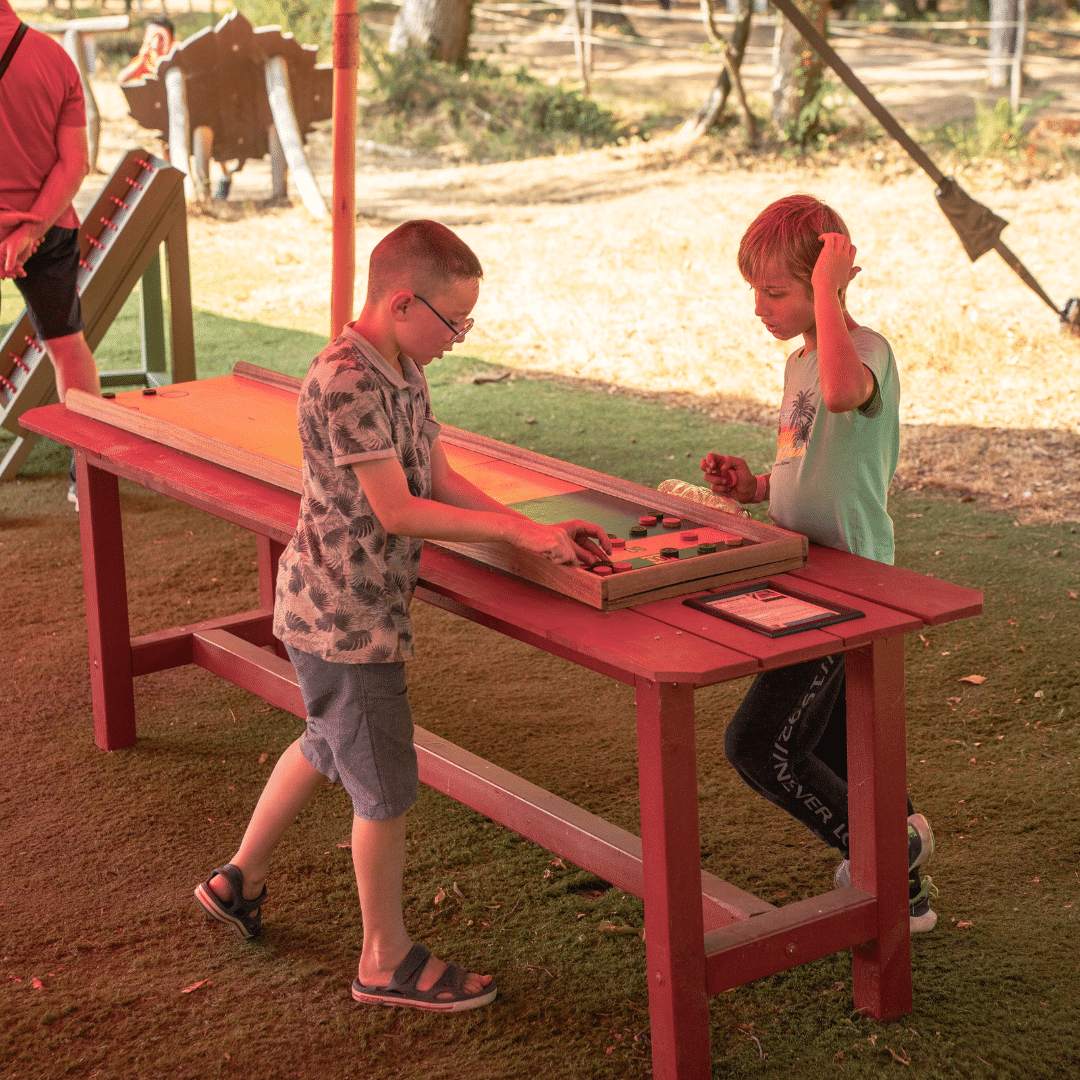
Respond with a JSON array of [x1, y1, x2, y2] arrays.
[[785, 579, 924, 646], [633, 592, 842, 670], [419, 545, 759, 684], [789, 545, 983, 626], [22, 404, 299, 542], [633, 572, 923, 666]]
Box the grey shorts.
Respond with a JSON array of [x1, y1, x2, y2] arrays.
[[285, 644, 418, 821]]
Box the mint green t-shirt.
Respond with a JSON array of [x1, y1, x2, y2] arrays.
[[767, 326, 900, 565]]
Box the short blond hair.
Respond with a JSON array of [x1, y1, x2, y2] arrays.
[[366, 220, 483, 302], [737, 194, 850, 296]]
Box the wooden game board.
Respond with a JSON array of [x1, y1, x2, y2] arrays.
[[65, 361, 807, 609]]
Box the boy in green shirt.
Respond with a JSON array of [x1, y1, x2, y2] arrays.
[[702, 194, 937, 931]]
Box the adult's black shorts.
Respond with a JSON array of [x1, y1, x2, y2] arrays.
[[11, 225, 84, 341]]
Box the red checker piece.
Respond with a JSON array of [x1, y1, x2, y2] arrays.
[[591, 565, 614, 576], [680, 531, 699, 542], [638, 515, 658, 526], [612, 562, 633, 573], [662, 517, 682, 528]]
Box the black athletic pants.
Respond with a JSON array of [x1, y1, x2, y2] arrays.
[[724, 653, 914, 862]]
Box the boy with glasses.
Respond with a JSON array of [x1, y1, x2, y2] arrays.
[[195, 219, 610, 1009], [700, 194, 937, 932]]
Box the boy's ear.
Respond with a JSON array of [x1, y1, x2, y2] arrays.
[[848, 264, 862, 283], [388, 290, 413, 321]]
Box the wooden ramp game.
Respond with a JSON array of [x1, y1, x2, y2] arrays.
[[65, 361, 807, 608], [0, 149, 194, 479]]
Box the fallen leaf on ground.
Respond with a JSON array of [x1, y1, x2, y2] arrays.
[[32, 978, 43, 990], [433, 887, 446, 905], [598, 920, 643, 938], [959, 674, 987, 684], [181, 979, 212, 993], [956, 921, 973, 929], [258, 753, 268, 764]]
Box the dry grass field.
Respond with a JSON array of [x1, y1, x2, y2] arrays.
[[79, 34, 1080, 526]]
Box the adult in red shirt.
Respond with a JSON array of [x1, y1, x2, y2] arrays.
[[1, 0, 99, 500]]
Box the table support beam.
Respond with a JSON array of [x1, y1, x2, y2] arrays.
[[76, 455, 136, 750], [846, 636, 913, 1020], [635, 679, 711, 1080], [705, 888, 878, 993]]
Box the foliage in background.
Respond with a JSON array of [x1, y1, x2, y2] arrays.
[[934, 92, 1062, 160], [236, 0, 334, 53], [357, 31, 633, 160], [780, 78, 859, 148]]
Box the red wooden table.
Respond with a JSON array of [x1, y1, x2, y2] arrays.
[[23, 402, 981, 1080]]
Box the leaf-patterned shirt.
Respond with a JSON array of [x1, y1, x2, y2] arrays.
[[273, 328, 441, 662]]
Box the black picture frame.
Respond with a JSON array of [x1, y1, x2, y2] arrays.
[[683, 580, 865, 638]]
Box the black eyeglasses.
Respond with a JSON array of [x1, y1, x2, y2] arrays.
[[414, 294, 474, 344]]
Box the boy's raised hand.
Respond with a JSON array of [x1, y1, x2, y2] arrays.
[[812, 232, 861, 300], [701, 453, 755, 503], [514, 519, 612, 566]]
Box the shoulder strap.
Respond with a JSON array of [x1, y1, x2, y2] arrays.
[[0, 22, 29, 83]]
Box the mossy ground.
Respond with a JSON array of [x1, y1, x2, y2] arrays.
[[2, 310, 1078, 1079]]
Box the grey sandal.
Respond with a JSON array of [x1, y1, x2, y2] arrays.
[[351, 943, 497, 1012], [194, 863, 265, 939]]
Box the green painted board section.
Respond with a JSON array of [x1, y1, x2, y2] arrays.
[[508, 489, 733, 569]]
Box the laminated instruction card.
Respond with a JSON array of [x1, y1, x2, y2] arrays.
[[684, 582, 864, 638]]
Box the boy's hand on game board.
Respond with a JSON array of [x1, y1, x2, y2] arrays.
[[556, 520, 613, 565], [701, 453, 755, 503], [514, 519, 611, 566], [812, 233, 861, 300]]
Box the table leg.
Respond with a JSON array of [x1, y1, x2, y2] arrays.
[[845, 636, 912, 1020], [635, 679, 711, 1080], [76, 454, 136, 751], [257, 536, 287, 659]]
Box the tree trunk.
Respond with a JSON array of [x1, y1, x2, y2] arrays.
[[770, 0, 828, 138], [562, 0, 635, 34], [676, 0, 754, 143], [988, 0, 1019, 90], [389, 0, 475, 64]]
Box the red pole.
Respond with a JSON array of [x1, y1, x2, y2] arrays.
[[330, 0, 359, 340]]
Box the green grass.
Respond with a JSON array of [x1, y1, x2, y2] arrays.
[[2, 311, 1078, 1078]]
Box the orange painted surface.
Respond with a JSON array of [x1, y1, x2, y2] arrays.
[[453, 459, 585, 503], [109, 376, 303, 469], [108, 376, 583, 505]]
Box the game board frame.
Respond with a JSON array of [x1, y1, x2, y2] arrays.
[[429, 426, 808, 609]]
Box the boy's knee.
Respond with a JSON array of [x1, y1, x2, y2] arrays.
[[724, 720, 761, 778]]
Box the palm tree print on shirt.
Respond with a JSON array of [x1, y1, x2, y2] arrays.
[[776, 388, 816, 462]]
